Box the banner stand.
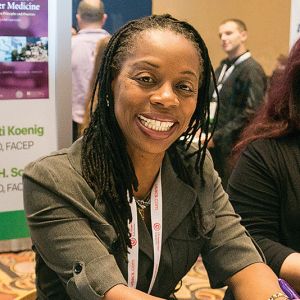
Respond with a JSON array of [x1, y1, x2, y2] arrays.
[[55, 0, 72, 150], [0, 0, 72, 252], [0, 237, 32, 253]]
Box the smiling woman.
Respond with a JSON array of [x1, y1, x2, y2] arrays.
[[23, 14, 289, 300]]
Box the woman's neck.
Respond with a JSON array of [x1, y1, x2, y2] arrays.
[[129, 150, 165, 199]]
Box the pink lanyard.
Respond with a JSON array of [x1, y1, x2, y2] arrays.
[[128, 168, 162, 294]]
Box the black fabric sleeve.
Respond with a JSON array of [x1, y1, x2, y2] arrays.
[[227, 141, 295, 276]]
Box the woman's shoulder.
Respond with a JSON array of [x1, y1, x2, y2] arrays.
[[23, 138, 83, 188], [24, 148, 69, 176], [240, 133, 300, 174], [247, 132, 300, 154]]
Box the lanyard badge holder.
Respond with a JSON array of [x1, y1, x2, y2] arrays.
[[127, 168, 162, 294]]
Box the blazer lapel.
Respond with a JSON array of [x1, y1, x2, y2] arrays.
[[138, 152, 198, 259], [160, 153, 197, 244]]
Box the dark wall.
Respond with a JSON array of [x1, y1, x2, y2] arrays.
[[72, 0, 152, 34]]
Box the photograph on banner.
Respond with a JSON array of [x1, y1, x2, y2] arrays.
[[0, 0, 49, 100]]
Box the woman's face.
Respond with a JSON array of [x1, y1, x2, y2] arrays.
[[112, 29, 201, 157]]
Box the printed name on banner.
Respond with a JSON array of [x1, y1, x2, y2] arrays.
[[0, 167, 23, 179], [0, 125, 44, 136], [0, 167, 23, 194]]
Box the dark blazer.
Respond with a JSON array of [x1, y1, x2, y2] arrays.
[[210, 54, 267, 188], [23, 139, 262, 299]]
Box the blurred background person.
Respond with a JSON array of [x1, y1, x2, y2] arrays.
[[72, 0, 110, 141], [80, 35, 111, 136], [72, 24, 78, 35], [268, 53, 288, 90], [274, 53, 288, 72], [227, 38, 300, 294], [205, 19, 267, 189]]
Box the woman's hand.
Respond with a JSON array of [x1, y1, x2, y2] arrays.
[[225, 263, 286, 300], [280, 253, 300, 293]]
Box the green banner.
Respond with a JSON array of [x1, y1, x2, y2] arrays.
[[0, 210, 30, 240]]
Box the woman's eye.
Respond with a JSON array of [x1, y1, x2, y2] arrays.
[[138, 76, 153, 83], [179, 84, 192, 91]]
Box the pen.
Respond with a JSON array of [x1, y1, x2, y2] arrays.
[[279, 279, 300, 299]]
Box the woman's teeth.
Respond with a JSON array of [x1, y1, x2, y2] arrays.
[[138, 115, 174, 132]]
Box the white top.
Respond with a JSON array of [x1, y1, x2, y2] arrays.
[[72, 28, 110, 124]]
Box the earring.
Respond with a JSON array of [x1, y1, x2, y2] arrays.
[[106, 95, 109, 107]]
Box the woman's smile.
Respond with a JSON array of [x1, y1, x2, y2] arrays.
[[138, 115, 174, 132], [135, 113, 178, 141]]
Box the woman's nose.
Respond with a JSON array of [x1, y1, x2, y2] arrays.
[[150, 82, 179, 107]]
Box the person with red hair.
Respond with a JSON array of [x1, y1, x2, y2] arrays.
[[228, 38, 300, 295]]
